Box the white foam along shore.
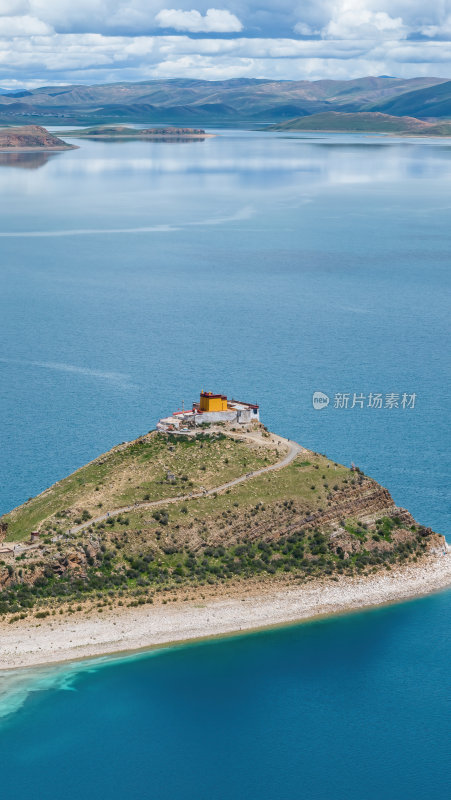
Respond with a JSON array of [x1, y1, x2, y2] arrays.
[[0, 554, 450, 672]]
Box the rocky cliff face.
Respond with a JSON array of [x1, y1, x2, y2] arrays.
[[169, 475, 445, 554], [0, 476, 444, 597]]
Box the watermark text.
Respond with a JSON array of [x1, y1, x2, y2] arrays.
[[313, 391, 417, 410]]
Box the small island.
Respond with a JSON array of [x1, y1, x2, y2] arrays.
[[0, 125, 76, 151], [0, 390, 449, 669], [65, 125, 213, 140], [268, 111, 451, 136]]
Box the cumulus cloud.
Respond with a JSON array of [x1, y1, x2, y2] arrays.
[[0, 13, 51, 34], [420, 15, 451, 39], [293, 22, 319, 37], [155, 8, 243, 33], [292, 1, 451, 41], [323, 1, 406, 40], [0, 1, 450, 84], [0, 0, 29, 14]]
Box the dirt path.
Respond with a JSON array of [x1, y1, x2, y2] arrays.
[[68, 435, 305, 535]]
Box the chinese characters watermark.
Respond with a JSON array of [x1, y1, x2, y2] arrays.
[[312, 391, 416, 410]]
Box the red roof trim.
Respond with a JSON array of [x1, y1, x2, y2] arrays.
[[230, 399, 259, 409], [200, 392, 227, 399]]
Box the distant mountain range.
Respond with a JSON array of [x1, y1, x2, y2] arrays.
[[0, 76, 450, 125]]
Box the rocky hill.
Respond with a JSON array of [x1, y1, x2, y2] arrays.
[[0, 125, 74, 150], [0, 426, 444, 618], [67, 125, 208, 138]]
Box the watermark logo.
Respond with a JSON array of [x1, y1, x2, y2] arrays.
[[312, 391, 330, 410], [312, 391, 417, 410]]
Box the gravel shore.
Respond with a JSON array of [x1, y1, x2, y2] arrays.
[[0, 554, 450, 671]]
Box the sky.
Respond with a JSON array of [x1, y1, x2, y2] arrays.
[[1, 1, 451, 87]]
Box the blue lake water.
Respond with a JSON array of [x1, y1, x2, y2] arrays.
[[0, 130, 450, 798]]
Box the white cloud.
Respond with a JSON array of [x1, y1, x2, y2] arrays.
[[0, 13, 51, 34], [155, 8, 243, 33], [0, 1, 450, 83], [420, 15, 451, 38], [293, 22, 319, 37], [0, 31, 451, 86], [0, 1, 29, 14], [321, 1, 406, 41]]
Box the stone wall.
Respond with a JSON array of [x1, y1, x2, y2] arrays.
[[194, 408, 259, 425], [195, 410, 238, 425]]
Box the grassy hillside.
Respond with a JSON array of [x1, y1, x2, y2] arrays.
[[0, 428, 441, 618], [2, 430, 277, 542], [370, 80, 451, 119], [268, 112, 451, 135]]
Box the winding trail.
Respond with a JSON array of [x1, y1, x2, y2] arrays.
[[68, 436, 304, 536]]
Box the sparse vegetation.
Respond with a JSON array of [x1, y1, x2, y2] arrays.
[[0, 517, 431, 616], [2, 430, 277, 541], [0, 429, 440, 619]]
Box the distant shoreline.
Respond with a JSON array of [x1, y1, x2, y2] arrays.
[[66, 133, 214, 140], [1, 554, 449, 671], [273, 130, 451, 138]]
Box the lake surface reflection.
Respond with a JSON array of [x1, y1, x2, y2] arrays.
[[0, 128, 450, 800]]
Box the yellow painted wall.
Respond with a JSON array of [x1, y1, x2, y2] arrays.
[[200, 393, 228, 412]]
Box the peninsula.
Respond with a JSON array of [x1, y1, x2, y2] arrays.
[[65, 125, 212, 140], [0, 125, 76, 151], [268, 111, 451, 136], [0, 392, 449, 669]]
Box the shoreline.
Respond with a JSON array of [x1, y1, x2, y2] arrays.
[[66, 133, 215, 140], [1, 554, 450, 672], [272, 129, 451, 138], [0, 145, 78, 152]]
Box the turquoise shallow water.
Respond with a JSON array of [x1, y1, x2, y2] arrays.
[[0, 594, 450, 800], [0, 130, 450, 797]]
